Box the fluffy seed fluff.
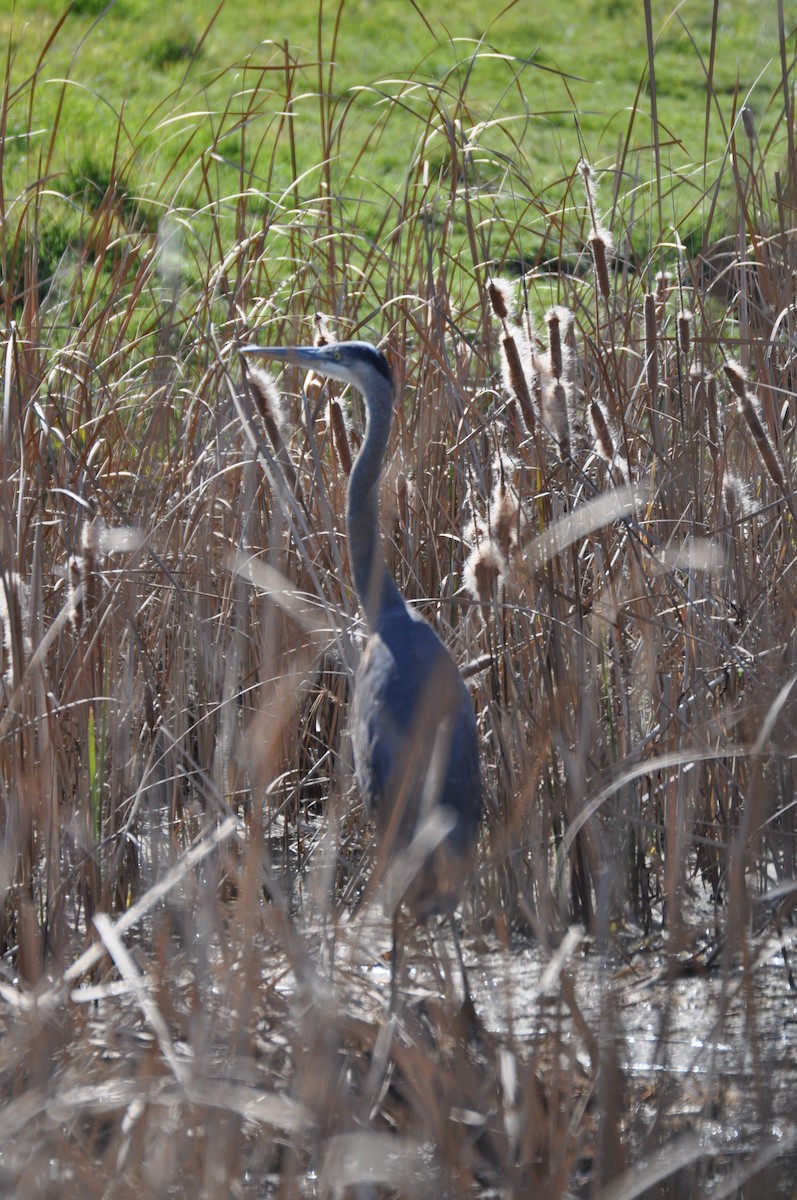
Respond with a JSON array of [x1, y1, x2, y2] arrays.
[[463, 542, 504, 606], [723, 471, 752, 520], [313, 312, 336, 346], [247, 365, 288, 433], [489, 459, 521, 561]]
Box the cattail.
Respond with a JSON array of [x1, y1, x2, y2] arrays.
[[546, 306, 573, 380], [589, 399, 615, 464], [723, 472, 750, 520], [655, 270, 671, 302], [677, 310, 692, 356], [589, 233, 612, 300], [580, 160, 613, 299], [501, 333, 536, 431], [589, 399, 629, 483], [302, 313, 338, 401], [489, 465, 520, 562], [248, 364, 288, 434], [463, 542, 504, 606], [488, 279, 514, 323], [740, 105, 756, 142], [723, 361, 787, 489], [644, 292, 658, 394], [543, 380, 571, 459], [247, 365, 302, 493], [313, 312, 335, 346]]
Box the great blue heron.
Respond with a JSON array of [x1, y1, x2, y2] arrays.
[[241, 339, 482, 999]]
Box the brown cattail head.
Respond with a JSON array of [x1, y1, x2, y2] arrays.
[[740, 105, 756, 142], [655, 270, 672, 305], [589, 399, 615, 465], [463, 541, 504, 606], [589, 399, 629, 482], [579, 160, 613, 298], [246, 365, 301, 494], [545, 306, 573, 380], [247, 365, 288, 433], [542, 380, 571, 459], [488, 278, 514, 323], [589, 233, 612, 300], [489, 461, 520, 561], [724, 361, 787, 489], [677, 310, 692, 356], [722, 360, 748, 401], [644, 292, 658, 393], [500, 331, 536, 431]]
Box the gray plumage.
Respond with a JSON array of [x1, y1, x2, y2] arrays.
[[241, 339, 482, 922]]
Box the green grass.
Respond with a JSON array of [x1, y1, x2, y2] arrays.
[[3, 0, 793, 277]]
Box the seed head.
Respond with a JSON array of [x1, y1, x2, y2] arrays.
[[247, 365, 288, 433], [488, 278, 515, 323], [589, 233, 612, 300], [644, 293, 658, 393], [489, 464, 520, 561], [313, 313, 336, 346], [464, 542, 504, 606], [677, 310, 693, 356], [500, 332, 536, 431]]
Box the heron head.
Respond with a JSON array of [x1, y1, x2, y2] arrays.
[[240, 339, 392, 396]]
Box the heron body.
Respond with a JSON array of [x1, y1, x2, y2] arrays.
[[241, 339, 482, 924]]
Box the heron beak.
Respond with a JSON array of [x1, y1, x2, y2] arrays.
[[240, 344, 323, 368]]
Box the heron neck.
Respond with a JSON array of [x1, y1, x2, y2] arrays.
[[347, 375, 403, 626]]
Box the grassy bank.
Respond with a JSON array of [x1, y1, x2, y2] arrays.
[[1, 1, 797, 1196]]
